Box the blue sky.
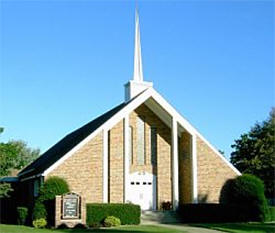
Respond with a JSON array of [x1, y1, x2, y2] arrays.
[[1, 0, 274, 160]]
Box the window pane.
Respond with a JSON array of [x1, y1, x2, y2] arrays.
[[151, 127, 157, 165], [137, 116, 145, 165], [129, 126, 133, 164], [34, 180, 39, 197]]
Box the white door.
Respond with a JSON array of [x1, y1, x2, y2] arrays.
[[128, 172, 156, 210]]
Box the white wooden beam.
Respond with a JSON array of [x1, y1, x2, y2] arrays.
[[192, 134, 198, 203], [103, 129, 109, 203], [172, 117, 179, 210], [123, 116, 130, 203]]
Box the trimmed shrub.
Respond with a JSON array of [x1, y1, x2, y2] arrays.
[[177, 204, 250, 223], [38, 176, 69, 202], [88, 222, 101, 228], [219, 174, 270, 221], [17, 207, 28, 225], [33, 201, 47, 220], [104, 216, 121, 227], [86, 203, 140, 226], [32, 218, 47, 228], [269, 206, 275, 221]]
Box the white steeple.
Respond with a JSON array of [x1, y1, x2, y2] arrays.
[[133, 8, 143, 82], [124, 6, 153, 102]]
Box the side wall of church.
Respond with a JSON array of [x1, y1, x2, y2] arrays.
[[196, 136, 238, 203], [179, 132, 193, 204], [109, 120, 124, 203], [46, 132, 103, 203]]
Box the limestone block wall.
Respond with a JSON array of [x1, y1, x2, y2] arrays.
[[196, 136, 238, 203], [129, 104, 172, 209], [47, 133, 103, 203], [179, 132, 193, 204], [109, 120, 124, 203]]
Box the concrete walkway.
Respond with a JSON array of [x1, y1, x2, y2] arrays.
[[142, 221, 223, 233]]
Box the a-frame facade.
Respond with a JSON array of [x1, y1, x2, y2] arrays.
[[17, 8, 240, 211]]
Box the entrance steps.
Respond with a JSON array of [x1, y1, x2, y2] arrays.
[[141, 210, 182, 224]]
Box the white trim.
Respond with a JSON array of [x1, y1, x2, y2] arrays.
[[42, 87, 240, 177], [103, 129, 109, 203], [172, 117, 179, 210], [192, 134, 198, 203], [123, 116, 130, 203]]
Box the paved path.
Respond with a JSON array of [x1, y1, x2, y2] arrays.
[[142, 221, 223, 233]]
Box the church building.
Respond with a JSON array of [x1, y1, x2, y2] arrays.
[[17, 10, 240, 211]]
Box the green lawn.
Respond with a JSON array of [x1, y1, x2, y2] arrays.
[[192, 222, 275, 233], [0, 224, 185, 233]]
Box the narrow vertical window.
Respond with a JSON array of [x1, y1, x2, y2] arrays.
[[137, 116, 145, 165], [34, 179, 39, 197], [151, 127, 157, 165], [129, 126, 133, 164]]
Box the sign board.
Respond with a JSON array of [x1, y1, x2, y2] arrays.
[[62, 193, 80, 219]]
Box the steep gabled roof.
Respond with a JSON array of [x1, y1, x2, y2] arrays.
[[18, 102, 128, 178], [18, 87, 241, 180]]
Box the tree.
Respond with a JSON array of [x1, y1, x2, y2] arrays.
[[0, 140, 40, 177], [0, 128, 40, 197], [230, 108, 275, 199], [8, 140, 40, 172]]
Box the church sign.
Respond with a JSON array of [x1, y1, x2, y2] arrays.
[[62, 193, 79, 219], [55, 192, 86, 228]]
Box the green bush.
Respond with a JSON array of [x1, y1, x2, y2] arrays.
[[177, 203, 250, 223], [104, 216, 121, 227], [219, 174, 270, 221], [32, 218, 47, 228], [33, 201, 47, 220], [86, 203, 140, 225], [39, 176, 69, 201], [16, 207, 28, 225], [269, 206, 275, 221], [33, 176, 69, 226]]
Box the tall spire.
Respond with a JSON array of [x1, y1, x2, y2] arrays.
[[133, 7, 143, 82], [124, 5, 152, 102]]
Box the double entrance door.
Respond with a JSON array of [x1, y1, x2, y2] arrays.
[[128, 172, 156, 210]]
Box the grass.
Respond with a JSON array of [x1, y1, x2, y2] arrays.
[[0, 224, 185, 233], [192, 222, 275, 233]]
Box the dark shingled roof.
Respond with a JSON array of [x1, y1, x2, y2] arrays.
[[0, 177, 19, 183], [18, 102, 128, 178]]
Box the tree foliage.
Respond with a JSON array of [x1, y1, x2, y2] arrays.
[[230, 108, 275, 199], [0, 140, 40, 177], [0, 128, 40, 197]]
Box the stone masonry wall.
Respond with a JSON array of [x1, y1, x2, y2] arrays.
[[196, 136, 238, 203], [129, 104, 172, 209], [179, 132, 193, 204], [47, 132, 103, 203], [109, 120, 124, 203]]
